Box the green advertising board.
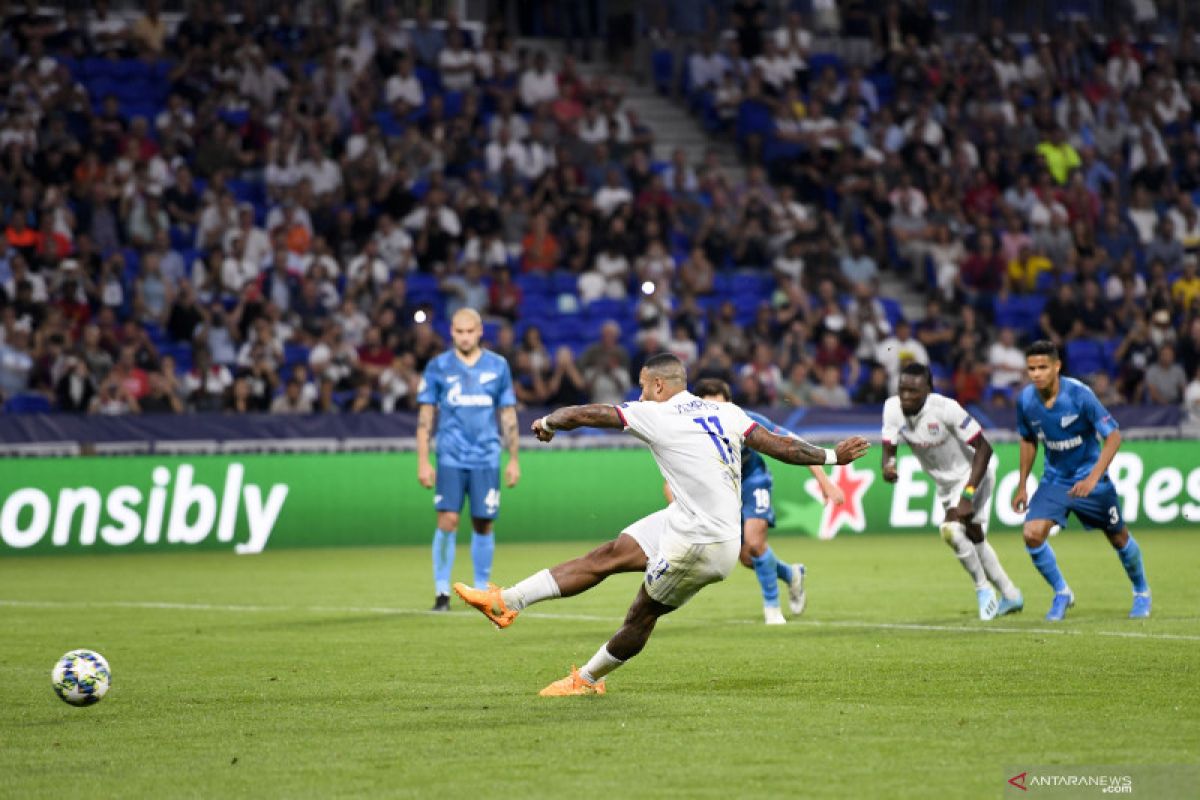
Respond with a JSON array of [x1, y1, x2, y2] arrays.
[[0, 442, 1196, 555]]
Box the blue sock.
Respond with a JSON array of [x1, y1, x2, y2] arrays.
[[1116, 535, 1149, 594], [432, 529, 456, 595], [751, 550, 781, 607], [1027, 541, 1068, 593], [471, 531, 495, 589], [771, 548, 793, 583]]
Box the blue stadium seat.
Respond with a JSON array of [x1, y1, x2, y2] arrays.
[[284, 344, 311, 369], [1101, 337, 1123, 376], [652, 49, 674, 94], [808, 52, 845, 78], [735, 100, 774, 143], [1065, 338, 1106, 376], [3, 394, 52, 414]]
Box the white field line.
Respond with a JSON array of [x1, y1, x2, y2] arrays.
[[2, 598, 1198, 642]]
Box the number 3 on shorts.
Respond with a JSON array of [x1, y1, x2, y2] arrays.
[[485, 488, 500, 514], [1109, 505, 1119, 525]]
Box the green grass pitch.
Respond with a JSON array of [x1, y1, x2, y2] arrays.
[[2, 531, 1198, 798]]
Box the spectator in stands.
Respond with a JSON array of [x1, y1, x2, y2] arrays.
[[1146, 344, 1188, 405], [1116, 316, 1156, 401], [271, 377, 314, 414], [578, 321, 630, 375], [584, 350, 631, 405], [184, 346, 232, 413], [876, 318, 929, 393], [1185, 367, 1200, 425], [521, 213, 561, 273], [1146, 219, 1185, 273], [1172, 256, 1200, 312], [839, 233, 878, 290], [957, 231, 1005, 310], [519, 51, 559, 110], [855, 363, 890, 404], [811, 364, 852, 408]]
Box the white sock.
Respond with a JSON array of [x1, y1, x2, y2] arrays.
[[941, 522, 988, 590], [580, 645, 624, 684], [975, 540, 1019, 600], [501, 569, 561, 612]]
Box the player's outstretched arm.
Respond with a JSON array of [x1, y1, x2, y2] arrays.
[[532, 404, 624, 441], [745, 426, 871, 466]]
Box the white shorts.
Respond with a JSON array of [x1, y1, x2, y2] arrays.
[[621, 507, 739, 608], [935, 463, 997, 534]]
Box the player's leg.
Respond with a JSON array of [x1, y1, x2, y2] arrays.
[[455, 510, 664, 628], [968, 473, 1023, 615], [741, 517, 786, 624], [939, 486, 994, 618], [1022, 483, 1074, 621], [431, 468, 466, 611], [1073, 485, 1151, 618], [539, 586, 674, 697], [467, 466, 502, 589], [740, 482, 799, 621], [543, 535, 739, 695], [943, 513, 995, 620]]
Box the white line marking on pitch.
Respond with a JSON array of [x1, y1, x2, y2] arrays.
[[1, 599, 1197, 641]]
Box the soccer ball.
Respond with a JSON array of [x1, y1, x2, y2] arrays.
[[51, 649, 112, 706]]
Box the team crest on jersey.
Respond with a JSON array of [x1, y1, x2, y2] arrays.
[[479, 371, 498, 384], [927, 421, 940, 434], [1061, 414, 1078, 427]]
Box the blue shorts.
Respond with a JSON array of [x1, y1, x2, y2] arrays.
[[435, 465, 501, 520], [741, 479, 776, 528], [1026, 479, 1125, 534]]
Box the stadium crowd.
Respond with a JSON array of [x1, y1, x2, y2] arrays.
[[1, 2, 1199, 425]]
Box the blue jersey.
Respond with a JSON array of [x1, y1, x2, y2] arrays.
[[418, 349, 516, 469], [742, 410, 796, 487], [1016, 377, 1118, 487]]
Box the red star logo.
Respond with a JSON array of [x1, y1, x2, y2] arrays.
[[804, 462, 875, 540]]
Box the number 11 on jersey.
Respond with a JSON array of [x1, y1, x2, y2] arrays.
[[693, 416, 734, 463]]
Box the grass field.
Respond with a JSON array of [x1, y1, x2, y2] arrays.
[[2, 530, 1198, 799]]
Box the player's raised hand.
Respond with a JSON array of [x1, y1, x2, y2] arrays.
[[531, 417, 555, 442], [417, 460, 436, 489], [1012, 485, 1028, 513], [505, 459, 521, 488], [834, 436, 871, 464]]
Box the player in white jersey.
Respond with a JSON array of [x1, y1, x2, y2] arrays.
[[881, 362, 1023, 620], [454, 354, 871, 695]]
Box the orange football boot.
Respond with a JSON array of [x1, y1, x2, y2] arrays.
[[538, 666, 607, 697], [453, 582, 519, 629]]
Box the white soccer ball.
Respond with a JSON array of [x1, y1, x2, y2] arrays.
[[51, 649, 112, 706]]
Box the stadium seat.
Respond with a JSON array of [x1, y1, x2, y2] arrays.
[[652, 49, 674, 94], [1065, 338, 1106, 376], [3, 394, 52, 414]]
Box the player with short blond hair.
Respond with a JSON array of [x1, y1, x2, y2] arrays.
[[417, 308, 520, 611]]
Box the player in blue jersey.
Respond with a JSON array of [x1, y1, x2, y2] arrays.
[[691, 378, 844, 625], [417, 308, 520, 611], [1012, 341, 1151, 621]]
